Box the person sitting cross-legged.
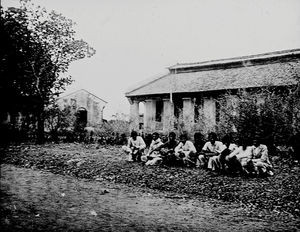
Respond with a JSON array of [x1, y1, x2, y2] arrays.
[[252, 137, 273, 176], [153, 132, 179, 166], [226, 138, 255, 175], [122, 131, 146, 162], [218, 134, 241, 174], [197, 132, 224, 168], [194, 132, 205, 162], [142, 132, 164, 166], [174, 133, 197, 167], [207, 134, 238, 172]]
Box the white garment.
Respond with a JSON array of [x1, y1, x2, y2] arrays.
[[253, 144, 271, 165], [202, 141, 224, 154], [175, 141, 196, 158], [207, 143, 238, 171], [147, 138, 163, 156], [122, 136, 146, 161], [228, 143, 238, 152], [228, 146, 254, 167], [127, 136, 146, 150]]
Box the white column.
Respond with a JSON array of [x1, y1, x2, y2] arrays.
[[144, 99, 156, 132], [129, 100, 139, 131], [182, 97, 194, 134], [163, 98, 174, 132], [203, 97, 216, 132]]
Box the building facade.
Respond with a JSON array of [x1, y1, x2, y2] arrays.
[[58, 89, 107, 127], [125, 49, 300, 135]]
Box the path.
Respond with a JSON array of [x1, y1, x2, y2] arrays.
[[0, 164, 295, 232]]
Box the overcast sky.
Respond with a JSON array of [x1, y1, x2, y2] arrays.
[[3, 0, 300, 119]]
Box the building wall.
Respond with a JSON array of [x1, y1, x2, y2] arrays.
[[58, 90, 106, 127], [128, 94, 220, 137]]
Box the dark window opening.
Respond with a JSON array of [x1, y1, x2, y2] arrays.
[[174, 98, 183, 119], [155, 100, 163, 122], [139, 123, 144, 130], [216, 101, 221, 123], [194, 98, 203, 122], [76, 108, 87, 128], [173, 98, 183, 129]]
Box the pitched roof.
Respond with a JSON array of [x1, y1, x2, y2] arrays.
[[168, 48, 300, 71], [126, 49, 300, 97], [59, 89, 108, 103]]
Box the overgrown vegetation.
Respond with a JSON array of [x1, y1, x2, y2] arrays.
[[215, 86, 300, 145]]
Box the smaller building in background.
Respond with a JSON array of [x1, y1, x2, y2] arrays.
[[57, 89, 107, 128]]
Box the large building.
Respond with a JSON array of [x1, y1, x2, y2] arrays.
[[58, 89, 107, 128], [125, 49, 300, 135]]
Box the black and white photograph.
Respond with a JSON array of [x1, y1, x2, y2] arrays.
[[0, 0, 299, 231]]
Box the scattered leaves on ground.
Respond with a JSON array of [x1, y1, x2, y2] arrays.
[[1, 143, 299, 222]]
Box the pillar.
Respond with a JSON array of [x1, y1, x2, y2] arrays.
[[182, 97, 194, 134], [203, 97, 216, 132], [163, 98, 174, 132], [144, 99, 156, 132], [129, 100, 139, 131]]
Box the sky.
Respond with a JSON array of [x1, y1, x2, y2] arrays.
[[3, 0, 300, 119]]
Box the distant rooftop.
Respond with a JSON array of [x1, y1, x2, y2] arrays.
[[168, 48, 300, 73]]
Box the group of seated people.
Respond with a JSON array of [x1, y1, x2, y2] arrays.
[[122, 130, 274, 176]]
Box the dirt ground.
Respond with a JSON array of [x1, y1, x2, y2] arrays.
[[1, 164, 298, 232]]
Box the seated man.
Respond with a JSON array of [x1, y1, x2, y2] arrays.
[[207, 134, 238, 172], [198, 132, 224, 168], [142, 132, 164, 166], [175, 133, 197, 167], [252, 137, 273, 176], [218, 134, 241, 173], [153, 132, 179, 166], [122, 131, 146, 162], [194, 132, 205, 156], [227, 138, 255, 175]]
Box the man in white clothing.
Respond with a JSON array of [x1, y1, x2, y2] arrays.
[[122, 131, 146, 162], [175, 133, 197, 166], [143, 132, 164, 166], [198, 132, 224, 168]]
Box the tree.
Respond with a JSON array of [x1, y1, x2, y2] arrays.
[[1, 6, 55, 143], [0, 1, 95, 143], [44, 104, 75, 142]]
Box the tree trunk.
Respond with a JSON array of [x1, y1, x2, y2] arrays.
[[36, 107, 45, 144]]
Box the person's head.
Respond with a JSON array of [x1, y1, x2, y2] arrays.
[[208, 132, 217, 145], [169, 132, 176, 141], [152, 132, 159, 141], [253, 134, 262, 147], [179, 133, 188, 143], [194, 132, 204, 142], [229, 132, 238, 144], [238, 137, 251, 150], [131, 131, 138, 140], [221, 134, 231, 148]]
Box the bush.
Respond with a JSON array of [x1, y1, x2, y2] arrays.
[[215, 86, 300, 147]]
